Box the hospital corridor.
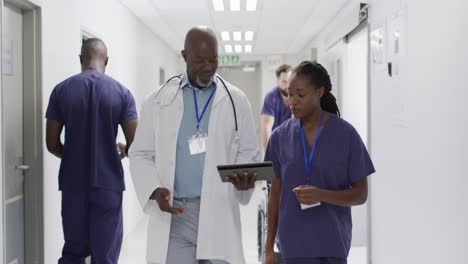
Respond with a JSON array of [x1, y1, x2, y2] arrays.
[[0, 0, 467, 264]]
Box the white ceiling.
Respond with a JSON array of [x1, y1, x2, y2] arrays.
[[119, 0, 348, 55]]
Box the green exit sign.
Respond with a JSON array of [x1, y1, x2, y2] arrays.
[[218, 55, 240, 66]]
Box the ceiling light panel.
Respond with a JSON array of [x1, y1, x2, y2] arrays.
[[246, 0, 257, 11], [233, 31, 242, 41], [224, 44, 233, 53], [212, 0, 224, 11], [245, 31, 254, 41], [221, 31, 230, 41], [230, 0, 241, 11]]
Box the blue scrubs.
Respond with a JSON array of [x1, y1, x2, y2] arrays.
[[60, 189, 123, 264], [46, 72, 137, 264], [261, 86, 292, 130], [265, 115, 375, 263]]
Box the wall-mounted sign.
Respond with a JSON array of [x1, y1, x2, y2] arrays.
[[2, 39, 14, 76], [219, 55, 241, 66], [266, 55, 283, 71]]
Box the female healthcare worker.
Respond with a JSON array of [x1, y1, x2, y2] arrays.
[[264, 61, 375, 264]]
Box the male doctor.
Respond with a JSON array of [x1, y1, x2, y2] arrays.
[[129, 27, 260, 264]]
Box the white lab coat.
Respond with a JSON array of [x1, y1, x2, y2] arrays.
[[129, 75, 261, 264]]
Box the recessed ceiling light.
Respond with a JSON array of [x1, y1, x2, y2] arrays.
[[233, 31, 242, 41], [230, 0, 241, 11], [246, 0, 257, 11], [221, 31, 230, 41], [212, 0, 224, 11], [245, 31, 254, 41], [234, 45, 242, 53], [224, 45, 233, 53], [244, 45, 252, 53]]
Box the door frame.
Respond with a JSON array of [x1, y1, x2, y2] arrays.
[[1, 0, 43, 263], [345, 20, 371, 264]]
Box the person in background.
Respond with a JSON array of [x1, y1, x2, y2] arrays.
[[260, 64, 293, 263], [261, 64, 293, 150], [45, 38, 138, 264]]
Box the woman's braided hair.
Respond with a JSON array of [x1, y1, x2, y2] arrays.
[[293, 61, 340, 116]]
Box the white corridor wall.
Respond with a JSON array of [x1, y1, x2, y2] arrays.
[[368, 0, 468, 263]]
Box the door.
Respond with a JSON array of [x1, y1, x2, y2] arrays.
[[2, 2, 25, 264], [345, 24, 369, 250], [218, 65, 263, 263]]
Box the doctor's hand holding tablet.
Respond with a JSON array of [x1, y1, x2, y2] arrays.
[[148, 161, 275, 215], [218, 161, 275, 190], [224, 171, 257, 190]]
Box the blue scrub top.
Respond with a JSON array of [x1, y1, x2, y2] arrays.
[[264, 114, 375, 259], [46, 72, 137, 191], [174, 74, 217, 199], [261, 86, 292, 131]]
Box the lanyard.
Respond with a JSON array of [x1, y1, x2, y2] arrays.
[[300, 111, 324, 184], [86, 67, 97, 71], [193, 88, 216, 130]]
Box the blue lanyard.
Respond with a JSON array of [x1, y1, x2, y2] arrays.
[[300, 112, 324, 184], [86, 67, 97, 71], [193, 88, 216, 130]]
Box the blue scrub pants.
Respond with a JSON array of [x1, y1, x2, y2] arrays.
[[58, 189, 123, 264]]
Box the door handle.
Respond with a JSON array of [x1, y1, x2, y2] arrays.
[[16, 165, 30, 171]]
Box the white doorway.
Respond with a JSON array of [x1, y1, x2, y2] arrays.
[[219, 64, 263, 264], [2, 3, 25, 263], [344, 23, 370, 258], [320, 22, 370, 264], [342, 23, 370, 264], [218, 63, 262, 130], [1, 1, 43, 263]]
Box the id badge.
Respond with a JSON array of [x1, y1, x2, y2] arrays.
[[293, 186, 321, 210], [188, 131, 208, 155], [300, 203, 321, 210]]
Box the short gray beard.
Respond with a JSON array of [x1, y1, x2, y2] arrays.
[[196, 75, 214, 88]]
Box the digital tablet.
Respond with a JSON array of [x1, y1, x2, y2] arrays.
[[217, 161, 276, 182]]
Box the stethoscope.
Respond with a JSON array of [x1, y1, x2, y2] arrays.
[[156, 74, 239, 139]]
